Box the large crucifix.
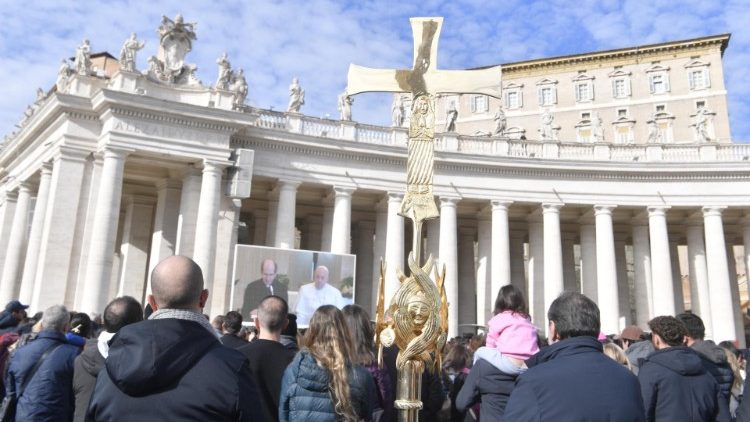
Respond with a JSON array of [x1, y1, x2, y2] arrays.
[[347, 17, 501, 422]]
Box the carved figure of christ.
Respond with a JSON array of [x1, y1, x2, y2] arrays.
[[347, 17, 501, 225]]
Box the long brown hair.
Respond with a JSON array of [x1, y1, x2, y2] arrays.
[[304, 305, 358, 421], [342, 304, 375, 366]]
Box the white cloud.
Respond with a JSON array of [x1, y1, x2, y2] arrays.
[[0, 0, 748, 141]]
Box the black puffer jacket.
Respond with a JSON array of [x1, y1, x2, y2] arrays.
[[638, 346, 720, 421], [691, 340, 733, 422], [455, 358, 517, 420], [86, 319, 261, 421], [73, 339, 104, 422]]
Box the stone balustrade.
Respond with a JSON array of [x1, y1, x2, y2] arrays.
[[250, 108, 750, 163]]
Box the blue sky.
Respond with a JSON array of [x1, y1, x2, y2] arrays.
[[1, 0, 749, 141]]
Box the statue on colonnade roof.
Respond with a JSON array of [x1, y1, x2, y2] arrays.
[[147, 13, 201, 86]]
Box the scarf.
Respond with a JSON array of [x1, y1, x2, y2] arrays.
[[149, 308, 219, 338]]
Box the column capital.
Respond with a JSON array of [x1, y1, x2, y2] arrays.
[[439, 196, 460, 207], [276, 178, 301, 191], [647, 205, 670, 217], [202, 160, 228, 175], [40, 161, 54, 176], [594, 205, 617, 215], [491, 200, 512, 210], [100, 146, 133, 161], [541, 203, 563, 213], [333, 186, 355, 197], [55, 146, 91, 163], [702, 206, 727, 217], [387, 191, 404, 203], [3, 190, 18, 201], [18, 181, 34, 194], [182, 164, 202, 178]]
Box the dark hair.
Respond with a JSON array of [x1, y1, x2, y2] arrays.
[[649, 316, 687, 347], [103, 296, 143, 333], [493, 285, 529, 318], [719, 341, 741, 359], [675, 313, 705, 340], [342, 304, 375, 366], [282, 313, 298, 336], [547, 292, 600, 339], [223, 311, 243, 335], [443, 343, 469, 372], [69, 312, 92, 338], [257, 296, 288, 332]]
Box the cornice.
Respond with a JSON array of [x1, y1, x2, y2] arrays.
[[108, 107, 234, 132]]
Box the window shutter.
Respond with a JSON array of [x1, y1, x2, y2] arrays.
[[504, 92, 509, 108], [688, 71, 695, 90], [551, 87, 557, 104], [704, 69, 711, 88], [575, 84, 581, 102], [471, 97, 477, 112], [648, 75, 655, 93], [590, 82, 595, 101], [664, 73, 670, 92], [538, 88, 543, 105], [611, 79, 617, 97], [518, 90, 524, 108], [483, 96, 489, 112], [625, 78, 631, 96]]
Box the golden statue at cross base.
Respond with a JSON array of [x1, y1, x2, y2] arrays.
[[348, 17, 501, 422]]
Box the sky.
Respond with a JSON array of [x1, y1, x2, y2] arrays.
[[1, 0, 750, 141]]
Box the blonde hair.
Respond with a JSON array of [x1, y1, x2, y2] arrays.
[[603, 343, 632, 371], [724, 348, 743, 394], [304, 305, 358, 421]]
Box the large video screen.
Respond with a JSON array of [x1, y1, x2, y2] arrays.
[[230, 245, 356, 327]]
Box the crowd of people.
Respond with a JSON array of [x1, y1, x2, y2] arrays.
[[0, 254, 749, 421]]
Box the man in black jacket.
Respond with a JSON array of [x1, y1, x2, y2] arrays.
[[237, 296, 295, 422], [219, 311, 247, 349], [503, 292, 644, 421], [73, 296, 142, 422], [241, 258, 288, 318], [87, 256, 262, 421], [639, 315, 720, 421], [676, 312, 733, 421]]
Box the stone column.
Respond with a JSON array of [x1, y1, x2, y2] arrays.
[[687, 222, 712, 337], [321, 205, 333, 252], [458, 226, 476, 328], [527, 220, 545, 329], [670, 240, 685, 314], [476, 217, 491, 324], [562, 232, 578, 292], [19, 164, 53, 304], [192, 161, 226, 308], [331, 187, 354, 254], [615, 236, 631, 327], [33, 149, 88, 311], [594, 205, 619, 334], [372, 198, 387, 315], [80, 147, 130, 314], [632, 223, 653, 328], [579, 223, 597, 300], [117, 195, 155, 302], [0, 192, 18, 276], [252, 210, 268, 246], [439, 196, 459, 338], [425, 218, 441, 262], [175, 166, 201, 257], [274, 180, 299, 249], [0, 183, 33, 304], [384, 193, 404, 304], [702, 207, 735, 342], [354, 221, 375, 312], [147, 179, 181, 292], [726, 243, 744, 346], [211, 197, 242, 315], [491, 201, 512, 300], [543, 204, 564, 327], [649, 206, 675, 316], [509, 229, 526, 293]]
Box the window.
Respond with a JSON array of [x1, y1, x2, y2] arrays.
[[471, 95, 488, 113], [613, 79, 627, 97], [655, 104, 665, 113], [685, 60, 711, 91], [504, 83, 524, 109], [696, 100, 706, 109], [536, 79, 557, 106], [581, 112, 591, 120], [617, 109, 627, 117], [608, 69, 632, 99], [507, 91, 519, 108], [575, 83, 592, 102]]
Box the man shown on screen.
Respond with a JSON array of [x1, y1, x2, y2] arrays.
[[242, 259, 288, 318], [295, 265, 343, 326]]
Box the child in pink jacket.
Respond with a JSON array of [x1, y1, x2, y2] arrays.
[[474, 285, 539, 375]]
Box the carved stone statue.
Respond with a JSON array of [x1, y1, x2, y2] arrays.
[[149, 14, 200, 85], [493, 106, 507, 135], [338, 91, 353, 121], [287, 78, 304, 113], [591, 111, 604, 142], [230, 68, 248, 108], [56, 59, 71, 92], [693, 106, 712, 142], [74, 39, 92, 76], [392, 94, 404, 127], [445, 104, 457, 132], [215, 52, 232, 90], [403, 94, 439, 221], [647, 115, 661, 144], [119, 33, 145, 72], [539, 109, 556, 141]]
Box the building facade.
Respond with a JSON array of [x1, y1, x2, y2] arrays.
[[0, 24, 748, 345]]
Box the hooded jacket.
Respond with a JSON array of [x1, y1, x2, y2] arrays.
[[86, 319, 261, 421], [73, 339, 104, 422], [503, 336, 645, 422], [455, 357, 517, 420], [625, 339, 655, 375], [638, 346, 720, 421], [691, 339, 733, 422], [279, 349, 375, 422]]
